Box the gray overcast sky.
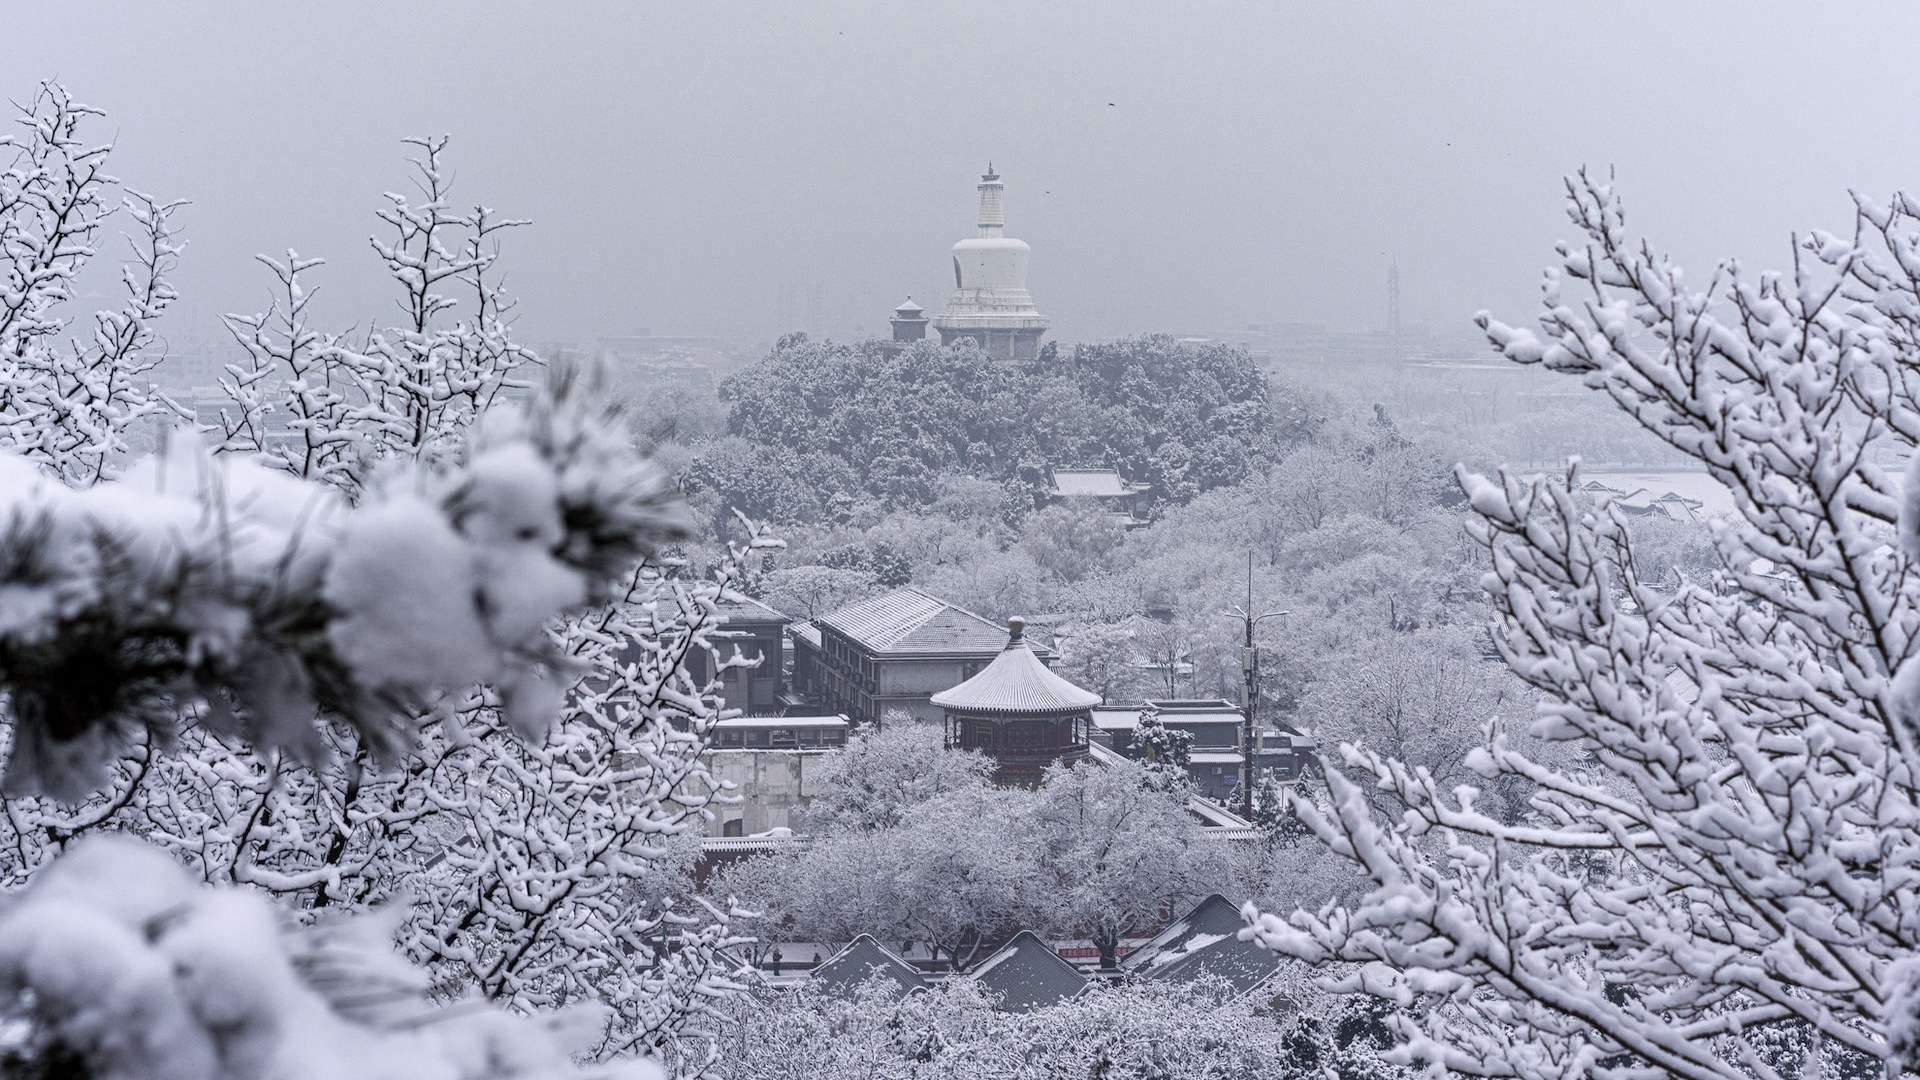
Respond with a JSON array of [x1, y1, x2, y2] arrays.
[[16, 1, 1920, 349]]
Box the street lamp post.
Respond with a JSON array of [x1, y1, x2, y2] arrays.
[[1223, 551, 1289, 821]]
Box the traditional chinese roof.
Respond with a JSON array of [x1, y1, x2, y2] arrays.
[[819, 587, 1047, 658], [1092, 700, 1253, 733], [967, 931, 1087, 1012], [707, 590, 789, 626], [787, 619, 821, 649], [810, 934, 925, 997], [930, 617, 1100, 715], [1128, 894, 1286, 996], [1124, 894, 1243, 971], [1049, 468, 1148, 498], [715, 715, 848, 730]]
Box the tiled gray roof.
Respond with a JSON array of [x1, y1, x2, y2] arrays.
[[1124, 893, 1244, 971], [1133, 894, 1284, 996], [811, 935, 924, 997], [818, 587, 1042, 657], [967, 931, 1086, 1012]]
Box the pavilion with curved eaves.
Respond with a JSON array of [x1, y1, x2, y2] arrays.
[[931, 616, 1100, 786]]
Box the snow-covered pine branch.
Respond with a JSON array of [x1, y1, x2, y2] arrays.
[[1128, 702, 1195, 793], [0, 82, 186, 486], [1244, 170, 1920, 1078], [0, 834, 663, 1080], [0, 363, 688, 801]]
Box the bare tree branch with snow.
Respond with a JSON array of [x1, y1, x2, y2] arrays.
[[1247, 170, 1920, 1078], [0, 82, 186, 486]]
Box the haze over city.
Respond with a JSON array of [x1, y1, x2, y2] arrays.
[[19, 1, 1920, 346], [8, 6, 1920, 1078]]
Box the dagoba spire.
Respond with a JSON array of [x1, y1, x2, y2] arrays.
[[977, 164, 1004, 236], [933, 164, 1049, 361]]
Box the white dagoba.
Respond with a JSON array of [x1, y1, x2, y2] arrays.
[[932, 165, 1049, 361]]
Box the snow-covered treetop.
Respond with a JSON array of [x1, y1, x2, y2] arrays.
[[0, 81, 185, 487]]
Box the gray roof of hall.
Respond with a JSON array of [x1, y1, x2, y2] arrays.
[[1049, 468, 1149, 498], [816, 587, 1055, 659], [967, 931, 1087, 1012], [810, 934, 925, 997], [1128, 894, 1287, 996]]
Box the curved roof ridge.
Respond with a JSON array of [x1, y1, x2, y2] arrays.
[[930, 617, 1100, 714]]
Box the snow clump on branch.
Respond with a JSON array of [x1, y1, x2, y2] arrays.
[[0, 368, 689, 800]]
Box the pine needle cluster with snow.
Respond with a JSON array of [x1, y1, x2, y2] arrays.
[[0, 370, 687, 800]]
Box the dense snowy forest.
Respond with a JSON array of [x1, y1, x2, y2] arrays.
[[9, 11, 1920, 1074]]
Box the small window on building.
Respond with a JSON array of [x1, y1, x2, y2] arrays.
[[722, 819, 744, 837]]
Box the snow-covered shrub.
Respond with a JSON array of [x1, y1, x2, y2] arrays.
[[1246, 171, 1920, 1075], [706, 976, 1296, 1079], [215, 135, 536, 494]]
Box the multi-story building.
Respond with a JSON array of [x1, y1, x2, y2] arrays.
[[674, 714, 849, 837], [684, 593, 791, 716], [1093, 698, 1312, 803], [792, 587, 1057, 726]]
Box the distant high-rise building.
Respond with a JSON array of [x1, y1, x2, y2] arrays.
[[1387, 260, 1403, 361], [932, 165, 1049, 361]]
